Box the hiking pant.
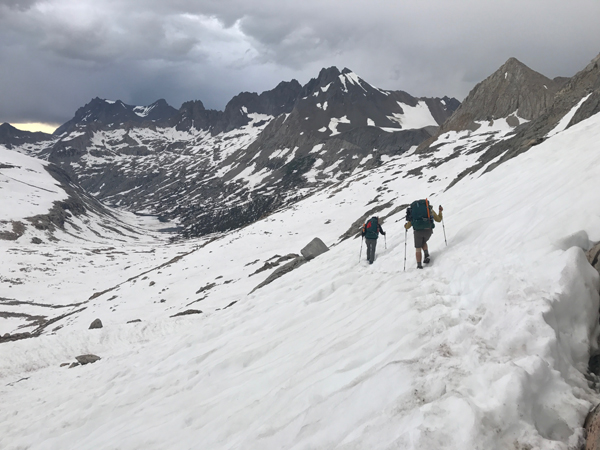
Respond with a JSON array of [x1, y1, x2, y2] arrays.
[[413, 229, 433, 248], [366, 238, 377, 263]]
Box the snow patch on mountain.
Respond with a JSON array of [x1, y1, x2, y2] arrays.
[[328, 116, 351, 135], [389, 101, 438, 130]]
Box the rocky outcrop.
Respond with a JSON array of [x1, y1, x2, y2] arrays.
[[170, 309, 202, 318], [588, 242, 600, 274], [76, 354, 101, 365]]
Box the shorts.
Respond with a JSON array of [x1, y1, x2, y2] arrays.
[[414, 229, 433, 248]]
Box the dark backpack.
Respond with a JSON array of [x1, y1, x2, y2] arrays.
[[363, 217, 379, 239], [408, 199, 434, 231]]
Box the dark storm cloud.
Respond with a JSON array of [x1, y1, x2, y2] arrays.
[[1, 0, 599, 127]]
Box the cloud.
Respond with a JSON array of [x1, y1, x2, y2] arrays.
[[1, 0, 599, 125]]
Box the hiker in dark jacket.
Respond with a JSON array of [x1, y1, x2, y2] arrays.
[[405, 201, 443, 269], [361, 216, 386, 264]]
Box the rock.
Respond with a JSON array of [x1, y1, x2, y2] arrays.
[[89, 318, 103, 329], [69, 362, 80, 368], [170, 309, 203, 318], [149, 281, 155, 286], [300, 237, 329, 261], [585, 404, 600, 450], [587, 242, 600, 274], [60, 363, 70, 367], [251, 256, 308, 293], [127, 319, 142, 323], [76, 354, 101, 365], [31, 237, 43, 244]]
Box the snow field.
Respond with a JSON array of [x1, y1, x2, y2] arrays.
[[1, 113, 600, 448]]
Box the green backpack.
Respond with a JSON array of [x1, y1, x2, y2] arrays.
[[408, 199, 434, 231], [364, 217, 379, 239]]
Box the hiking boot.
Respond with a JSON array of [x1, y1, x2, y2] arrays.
[[417, 263, 423, 269], [424, 256, 430, 264]]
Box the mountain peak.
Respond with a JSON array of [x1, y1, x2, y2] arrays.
[[439, 57, 560, 133]]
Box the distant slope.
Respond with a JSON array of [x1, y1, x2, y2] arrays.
[[0, 145, 169, 244]]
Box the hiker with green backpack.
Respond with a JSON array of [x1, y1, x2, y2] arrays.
[[361, 216, 386, 264], [405, 199, 443, 269]]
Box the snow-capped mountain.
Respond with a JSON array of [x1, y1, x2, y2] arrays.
[[2, 52, 600, 449], [54, 98, 179, 136], [1, 67, 458, 237]]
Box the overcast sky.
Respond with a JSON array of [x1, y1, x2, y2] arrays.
[[1, 0, 600, 130]]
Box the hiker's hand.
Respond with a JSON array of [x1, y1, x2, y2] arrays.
[[439, 205, 443, 212]]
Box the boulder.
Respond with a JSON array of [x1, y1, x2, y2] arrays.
[[89, 318, 103, 329], [300, 238, 329, 261], [76, 354, 101, 365]]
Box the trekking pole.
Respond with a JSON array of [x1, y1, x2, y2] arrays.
[[442, 218, 448, 246], [403, 229, 407, 271], [359, 237, 363, 262], [384, 234, 387, 249]]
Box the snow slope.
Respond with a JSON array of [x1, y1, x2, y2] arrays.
[[0, 146, 68, 221], [1, 112, 600, 449]]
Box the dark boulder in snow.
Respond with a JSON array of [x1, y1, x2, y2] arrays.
[[76, 354, 101, 365], [301, 238, 329, 261], [89, 318, 103, 329]]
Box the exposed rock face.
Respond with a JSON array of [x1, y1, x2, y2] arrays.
[[439, 57, 561, 134], [89, 318, 103, 329], [585, 404, 600, 450], [588, 242, 600, 274]]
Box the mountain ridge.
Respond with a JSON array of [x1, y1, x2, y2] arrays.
[[1, 66, 459, 237]]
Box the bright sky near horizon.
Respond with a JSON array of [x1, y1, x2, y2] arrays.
[[10, 123, 59, 134], [1, 0, 599, 129]]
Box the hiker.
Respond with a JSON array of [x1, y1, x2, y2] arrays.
[[361, 216, 386, 264], [405, 199, 443, 269]]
